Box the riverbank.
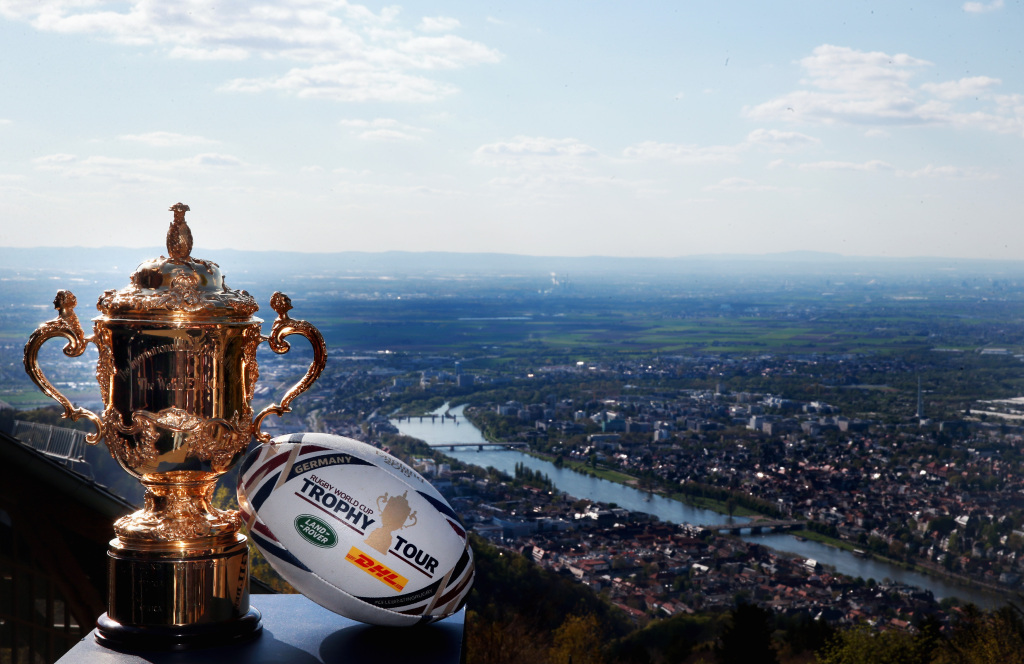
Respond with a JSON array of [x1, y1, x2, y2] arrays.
[[459, 405, 1013, 604], [789, 529, 1013, 603], [396, 409, 1008, 607], [530, 452, 763, 518], [461, 401, 770, 522], [525, 452, 643, 488]]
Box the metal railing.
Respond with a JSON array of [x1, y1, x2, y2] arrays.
[[9, 420, 93, 479]]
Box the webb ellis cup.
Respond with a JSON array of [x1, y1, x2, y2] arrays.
[[23, 203, 326, 649]]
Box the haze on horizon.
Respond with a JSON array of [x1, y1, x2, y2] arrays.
[[0, 1, 1022, 261]]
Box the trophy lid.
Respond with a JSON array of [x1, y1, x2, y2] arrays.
[[97, 203, 259, 320]]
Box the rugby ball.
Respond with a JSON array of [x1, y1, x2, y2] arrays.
[[236, 432, 474, 626]]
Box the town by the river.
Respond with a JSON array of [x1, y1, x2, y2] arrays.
[[394, 404, 1007, 609]]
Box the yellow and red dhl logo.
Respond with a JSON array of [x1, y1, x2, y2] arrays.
[[345, 547, 408, 592]]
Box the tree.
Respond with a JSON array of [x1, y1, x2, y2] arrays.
[[935, 603, 1024, 664], [549, 613, 606, 664], [817, 625, 929, 664], [715, 602, 778, 664], [466, 612, 549, 664]]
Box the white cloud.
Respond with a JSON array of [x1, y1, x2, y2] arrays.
[[745, 128, 820, 152], [747, 44, 1024, 136], [418, 16, 461, 33], [800, 44, 932, 93], [397, 34, 500, 70], [474, 136, 599, 168], [746, 45, 932, 126], [223, 62, 457, 103], [963, 0, 1003, 12], [332, 180, 465, 198], [340, 118, 427, 141], [623, 129, 817, 165], [473, 136, 659, 197], [0, 118, 11, 125], [169, 46, 249, 61], [191, 153, 244, 167], [33, 151, 251, 184], [0, 1, 500, 103], [703, 178, 778, 193], [623, 141, 742, 164], [118, 131, 219, 147], [797, 159, 895, 172], [896, 164, 997, 180], [775, 158, 996, 180], [921, 76, 1001, 100], [486, 172, 629, 192]]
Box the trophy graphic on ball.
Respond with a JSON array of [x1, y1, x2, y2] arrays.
[[23, 204, 326, 649], [365, 490, 419, 554]]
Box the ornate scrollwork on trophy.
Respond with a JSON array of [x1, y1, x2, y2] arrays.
[[113, 474, 242, 543], [95, 325, 115, 406], [101, 406, 253, 476], [98, 274, 259, 317], [102, 407, 162, 469], [188, 411, 253, 473], [241, 325, 262, 404]]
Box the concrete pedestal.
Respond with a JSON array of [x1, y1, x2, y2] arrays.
[[58, 595, 465, 664]]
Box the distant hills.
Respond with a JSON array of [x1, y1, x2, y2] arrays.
[[3, 246, 1024, 279]]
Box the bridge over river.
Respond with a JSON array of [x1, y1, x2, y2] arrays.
[[696, 519, 806, 535], [393, 413, 460, 423], [431, 442, 529, 451]]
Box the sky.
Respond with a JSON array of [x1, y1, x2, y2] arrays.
[[0, 0, 1022, 259]]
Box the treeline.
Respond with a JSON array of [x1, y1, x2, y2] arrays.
[[676, 481, 786, 519], [513, 462, 554, 491], [466, 537, 833, 663], [465, 535, 632, 664], [466, 536, 1024, 663]]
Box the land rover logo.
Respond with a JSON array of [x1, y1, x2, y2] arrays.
[[294, 514, 338, 548]]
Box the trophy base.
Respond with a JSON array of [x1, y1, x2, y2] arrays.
[[95, 607, 262, 652], [98, 534, 262, 651]]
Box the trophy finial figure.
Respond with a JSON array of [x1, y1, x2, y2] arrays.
[[167, 202, 193, 261]]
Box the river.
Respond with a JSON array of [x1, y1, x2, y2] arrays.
[[393, 404, 1007, 609]]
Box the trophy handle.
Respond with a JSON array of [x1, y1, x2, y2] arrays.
[[23, 290, 104, 444], [403, 511, 418, 530], [253, 292, 327, 443]]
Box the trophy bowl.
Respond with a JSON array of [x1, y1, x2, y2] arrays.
[[23, 203, 327, 650]]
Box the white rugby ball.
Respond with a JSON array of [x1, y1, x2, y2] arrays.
[[236, 432, 474, 626]]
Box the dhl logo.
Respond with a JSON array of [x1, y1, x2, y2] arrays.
[[344, 547, 408, 592]]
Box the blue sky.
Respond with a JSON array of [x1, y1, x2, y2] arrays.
[[1, 0, 1022, 258]]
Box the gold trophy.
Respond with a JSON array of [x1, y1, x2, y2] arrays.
[[23, 203, 327, 649]]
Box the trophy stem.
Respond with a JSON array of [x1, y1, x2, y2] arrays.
[[115, 471, 240, 544]]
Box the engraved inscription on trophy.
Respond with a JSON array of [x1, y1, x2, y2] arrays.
[[120, 332, 225, 412]]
